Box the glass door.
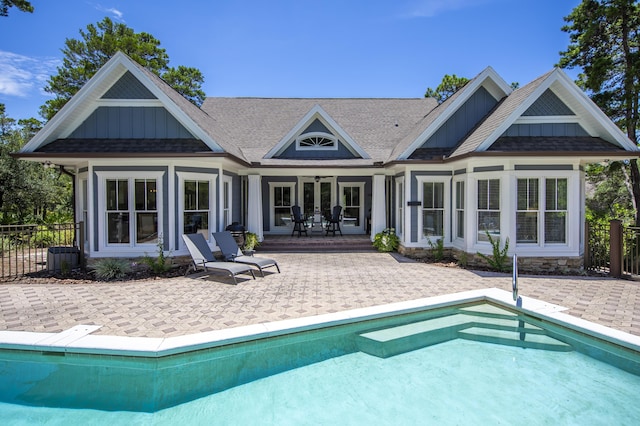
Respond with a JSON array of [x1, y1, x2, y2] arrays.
[[339, 182, 365, 233], [301, 178, 333, 230]]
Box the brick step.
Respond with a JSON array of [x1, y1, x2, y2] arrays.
[[257, 235, 375, 253]]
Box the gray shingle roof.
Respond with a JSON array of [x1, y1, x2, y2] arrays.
[[200, 98, 437, 164], [489, 137, 623, 152], [127, 60, 248, 162], [38, 139, 211, 153]]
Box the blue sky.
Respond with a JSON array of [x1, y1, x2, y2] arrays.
[[0, 0, 581, 120]]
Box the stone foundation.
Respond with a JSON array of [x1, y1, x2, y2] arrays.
[[398, 245, 584, 274]]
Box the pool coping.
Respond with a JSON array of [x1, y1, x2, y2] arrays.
[[1, 288, 639, 357]]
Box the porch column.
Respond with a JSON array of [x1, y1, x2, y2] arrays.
[[370, 174, 387, 240], [247, 175, 264, 242]]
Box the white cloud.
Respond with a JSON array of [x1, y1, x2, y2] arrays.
[[0, 51, 60, 97], [405, 0, 494, 18], [94, 4, 125, 21]]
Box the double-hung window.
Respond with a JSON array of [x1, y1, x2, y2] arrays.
[[515, 177, 568, 245], [516, 178, 539, 243], [477, 179, 500, 242], [184, 180, 210, 237], [101, 172, 163, 249], [422, 182, 444, 238], [455, 181, 465, 239], [545, 178, 567, 243]]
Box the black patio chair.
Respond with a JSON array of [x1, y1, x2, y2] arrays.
[[291, 205, 309, 237], [325, 205, 343, 236]]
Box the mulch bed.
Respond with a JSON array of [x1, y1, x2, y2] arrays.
[[1, 264, 191, 285]]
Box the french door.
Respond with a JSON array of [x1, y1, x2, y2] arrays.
[[301, 178, 334, 219]]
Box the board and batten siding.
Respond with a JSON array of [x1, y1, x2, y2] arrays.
[[420, 86, 498, 149], [69, 107, 194, 139]]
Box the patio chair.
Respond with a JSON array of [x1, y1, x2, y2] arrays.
[[291, 205, 309, 237], [182, 233, 256, 285], [325, 205, 343, 236], [212, 231, 280, 277]]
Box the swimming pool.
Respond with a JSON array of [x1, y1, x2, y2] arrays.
[[1, 289, 639, 423]]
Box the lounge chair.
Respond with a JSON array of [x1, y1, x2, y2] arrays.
[[182, 233, 256, 284], [212, 231, 280, 277]]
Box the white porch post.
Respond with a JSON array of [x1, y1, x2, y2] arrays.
[[247, 174, 264, 241], [371, 174, 387, 240]]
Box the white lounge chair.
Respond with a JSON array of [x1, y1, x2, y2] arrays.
[[182, 233, 256, 284], [212, 231, 280, 277]]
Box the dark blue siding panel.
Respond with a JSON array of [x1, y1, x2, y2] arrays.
[[503, 123, 589, 137], [102, 71, 157, 99], [70, 107, 195, 139], [303, 119, 331, 134], [421, 86, 498, 149], [523, 89, 574, 116]]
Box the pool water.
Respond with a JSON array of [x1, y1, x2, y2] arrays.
[[2, 339, 639, 425], [1, 302, 640, 424]]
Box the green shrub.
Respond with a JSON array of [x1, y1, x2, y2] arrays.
[[477, 231, 510, 272], [94, 258, 132, 281], [373, 228, 400, 252], [141, 237, 172, 275], [243, 232, 260, 251], [427, 237, 444, 261]]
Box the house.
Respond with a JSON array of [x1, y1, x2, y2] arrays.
[[16, 52, 638, 269]]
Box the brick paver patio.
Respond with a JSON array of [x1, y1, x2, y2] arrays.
[[1, 252, 639, 338]]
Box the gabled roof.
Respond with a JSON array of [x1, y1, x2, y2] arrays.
[[200, 97, 437, 165], [393, 66, 513, 160], [20, 52, 247, 162], [263, 104, 369, 159], [450, 68, 638, 158]]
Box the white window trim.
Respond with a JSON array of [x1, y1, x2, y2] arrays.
[[177, 172, 217, 246], [416, 176, 450, 244], [471, 173, 504, 249], [395, 177, 405, 239], [513, 171, 572, 250], [96, 170, 165, 253], [222, 175, 233, 230], [453, 179, 465, 242], [338, 181, 365, 233], [269, 182, 296, 232], [295, 132, 338, 151]]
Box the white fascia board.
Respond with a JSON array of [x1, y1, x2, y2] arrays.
[[21, 53, 128, 153], [264, 104, 369, 159], [398, 66, 512, 160], [555, 70, 638, 151]]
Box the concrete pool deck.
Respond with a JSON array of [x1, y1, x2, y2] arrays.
[[1, 252, 639, 340]]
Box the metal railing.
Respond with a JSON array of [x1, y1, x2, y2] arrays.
[[0, 222, 84, 280], [622, 226, 640, 278], [584, 221, 610, 274]]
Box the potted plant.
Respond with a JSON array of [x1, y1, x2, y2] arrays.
[[372, 228, 400, 252]]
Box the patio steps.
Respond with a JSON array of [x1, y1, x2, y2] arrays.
[[356, 305, 572, 358], [258, 234, 375, 253]]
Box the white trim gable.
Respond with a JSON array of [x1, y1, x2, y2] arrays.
[[21, 51, 224, 153], [397, 66, 513, 160], [264, 104, 370, 159], [475, 68, 638, 153]]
